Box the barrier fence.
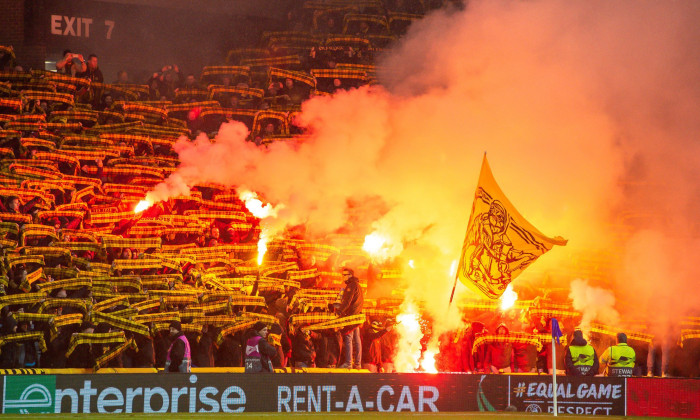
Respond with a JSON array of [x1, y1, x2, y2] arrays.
[[0, 373, 697, 416]]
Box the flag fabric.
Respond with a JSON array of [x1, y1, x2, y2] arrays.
[[457, 155, 567, 299], [551, 317, 564, 345]]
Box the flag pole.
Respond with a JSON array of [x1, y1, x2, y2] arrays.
[[551, 318, 563, 417], [448, 273, 459, 309], [552, 336, 558, 416]]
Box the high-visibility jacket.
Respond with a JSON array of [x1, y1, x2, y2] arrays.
[[165, 334, 191, 373], [569, 344, 595, 375], [601, 343, 635, 377]]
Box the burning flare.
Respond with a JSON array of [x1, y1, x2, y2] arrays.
[[240, 190, 282, 219], [421, 348, 438, 374], [134, 200, 152, 213], [499, 284, 518, 311], [363, 232, 388, 259], [394, 301, 440, 372], [394, 307, 421, 372], [257, 230, 269, 266]]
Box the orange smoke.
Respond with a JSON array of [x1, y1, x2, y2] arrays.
[[146, 0, 700, 340]]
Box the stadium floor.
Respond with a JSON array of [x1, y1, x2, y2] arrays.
[[0, 414, 674, 420]]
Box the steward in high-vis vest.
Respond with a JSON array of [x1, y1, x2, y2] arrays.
[[565, 330, 599, 376], [600, 332, 636, 377], [164, 321, 191, 373], [244, 322, 276, 373]]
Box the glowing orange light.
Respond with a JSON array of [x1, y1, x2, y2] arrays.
[[394, 303, 423, 372], [240, 190, 282, 219], [363, 232, 387, 257], [421, 348, 438, 374], [257, 231, 268, 266], [134, 200, 152, 213]]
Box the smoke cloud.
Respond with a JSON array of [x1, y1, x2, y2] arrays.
[[569, 278, 620, 333], [151, 0, 700, 336]]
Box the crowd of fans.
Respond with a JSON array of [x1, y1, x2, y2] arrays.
[[0, 0, 698, 377]]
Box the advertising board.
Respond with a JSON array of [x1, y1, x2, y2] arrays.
[[509, 376, 626, 415], [627, 378, 700, 418], [1, 373, 508, 414]]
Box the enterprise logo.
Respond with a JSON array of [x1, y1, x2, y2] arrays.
[[3, 376, 56, 414]]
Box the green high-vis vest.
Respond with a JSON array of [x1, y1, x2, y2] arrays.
[[605, 343, 635, 377], [570, 345, 595, 366]]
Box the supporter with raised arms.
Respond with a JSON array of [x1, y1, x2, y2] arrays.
[[55, 49, 87, 76]]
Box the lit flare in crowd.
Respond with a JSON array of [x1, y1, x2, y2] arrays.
[[134, 200, 152, 213], [257, 231, 269, 266], [499, 284, 518, 311], [394, 303, 423, 372], [363, 232, 389, 260], [240, 190, 282, 219], [421, 348, 438, 374], [408, 259, 415, 269]]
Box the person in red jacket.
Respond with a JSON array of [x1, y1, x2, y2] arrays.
[[486, 323, 514, 373]]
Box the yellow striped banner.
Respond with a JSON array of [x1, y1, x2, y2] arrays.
[[66, 331, 126, 358], [303, 314, 366, 332], [94, 338, 137, 369], [91, 312, 150, 336], [0, 332, 47, 355], [92, 295, 130, 312], [111, 258, 162, 271], [215, 320, 257, 346], [38, 298, 88, 314], [6, 254, 45, 268], [131, 299, 161, 313], [472, 333, 544, 354], [132, 312, 181, 324]]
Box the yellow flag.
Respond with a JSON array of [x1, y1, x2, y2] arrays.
[[457, 155, 567, 299]]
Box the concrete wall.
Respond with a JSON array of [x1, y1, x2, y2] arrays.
[[0, 0, 292, 80]]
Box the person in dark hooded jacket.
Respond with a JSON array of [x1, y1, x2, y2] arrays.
[[565, 330, 599, 376], [194, 324, 216, 367], [268, 323, 289, 368], [362, 320, 392, 372], [461, 321, 488, 373], [66, 321, 97, 369], [336, 268, 363, 368], [0, 314, 19, 368], [314, 329, 342, 368], [292, 329, 317, 368], [122, 332, 155, 368], [216, 332, 243, 367]]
